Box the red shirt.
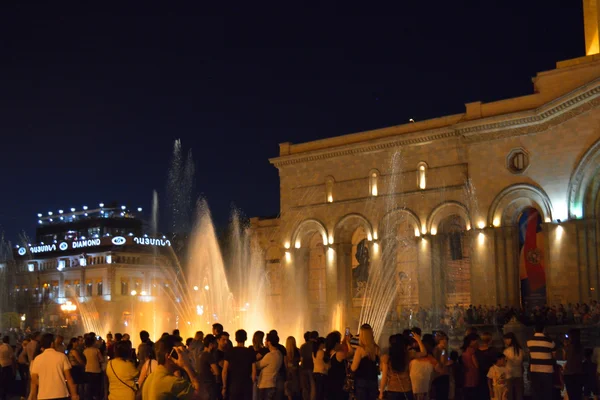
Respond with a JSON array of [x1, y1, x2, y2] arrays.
[[462, 347, 479, 388]]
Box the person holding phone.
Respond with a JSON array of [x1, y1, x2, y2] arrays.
[[142, 335, 200, 400]]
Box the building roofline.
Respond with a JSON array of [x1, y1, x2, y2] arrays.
[[270, 55, 600, 168]]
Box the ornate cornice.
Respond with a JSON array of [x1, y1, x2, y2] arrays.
[[270, 79, 600, 168], [459, 84, 600, 143], [270, 127, 458, 167]]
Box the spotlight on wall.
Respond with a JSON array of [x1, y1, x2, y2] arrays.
[[556, 225, 564, 240], [284, 242, 290, 250], [478, 232, 485, 245], [431, 227, 437, 236], [294, 240, 301, 249], [477, 221, 485, 230]]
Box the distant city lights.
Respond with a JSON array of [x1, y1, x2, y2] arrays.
[[83, 206, 88, 210], [137, 207, 142, 212]]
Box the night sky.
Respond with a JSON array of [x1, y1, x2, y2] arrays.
[[0, 1, 585, 241]]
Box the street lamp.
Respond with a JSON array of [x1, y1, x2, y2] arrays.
[[60, 301, 77, 312]]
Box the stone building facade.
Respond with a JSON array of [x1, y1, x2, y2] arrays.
[[252, 12, 600, 333]]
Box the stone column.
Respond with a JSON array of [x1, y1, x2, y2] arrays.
[[417, 237, 433, 307], [430, 236, 444, 311], [336, 243, 353, 329], [494, 227, 507, 306], [585, 220, 599, 301], [584, 0, 600, 55], [504, 227, 519, 307]]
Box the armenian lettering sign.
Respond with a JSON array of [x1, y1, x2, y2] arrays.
[[16, 235, 171, 257], [519, 208, 546, 309]]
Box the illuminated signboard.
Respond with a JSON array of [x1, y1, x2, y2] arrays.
[[17, 236, 171, 256]]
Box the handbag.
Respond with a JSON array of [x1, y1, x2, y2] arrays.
[[343, 359, 355, 394]]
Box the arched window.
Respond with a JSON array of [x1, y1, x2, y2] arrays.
[[417, 162, 427, 190], [325, 176, 334, 203], [369, 169, 379, 197]]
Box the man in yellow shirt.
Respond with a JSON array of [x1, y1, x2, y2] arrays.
[[142, 335, 201, 400]]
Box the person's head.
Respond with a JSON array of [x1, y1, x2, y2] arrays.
[[32, 331, 41, 341], [217, 333, 228, 350], [54, 335, 64, 349], [388, 334, 409, 373], [155, 335, 184, 371], [115, 340, 132, 360], [266, 331, 279, 350], [309, 331, 319, 341], [186, 338, 193, 347], [435, 331, 448, 347], [503, 332, 521, 354], [212, 323, 224, 335], [495, 353, 507, 367], [2, 336, 8, 344], [325, 331, 342, 356], [252, 331, 265, 350], [285, 336, 297, 359], [421, 334, 436, 354], [410, 327, 422, 336], [462, 333, 480, 351], [106, 333, 113, 342], [480, 332, 492, 346], [115, 333, 123, 342], [140, 330, 150, 343], [67, 337, 78, 351], [358, 324, 377, 360], [122, 333, 130, 341], [194, 331, 204, 341], [40, 333, 54, 350], [303, 331, 310, 343], [534, 323, 545, 334], [203, 334, 217, 351], [84, 335, 96, 348], [173, 329, 180, 337], [235, 329, 247, 344]]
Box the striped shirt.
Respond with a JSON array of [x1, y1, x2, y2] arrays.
[[527, 333, 555, 373]]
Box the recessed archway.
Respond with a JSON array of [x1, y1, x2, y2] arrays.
[[334, 213, 374, 244], [568, 137, 600, 219], [290, 219, 328, 249], [427, 201, 471, 234], [488, 184, 553, 226]]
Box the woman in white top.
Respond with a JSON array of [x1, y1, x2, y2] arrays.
[[312, 338, 328, 400], [503, 332, 524, 400], [83, 336, 104, 400]]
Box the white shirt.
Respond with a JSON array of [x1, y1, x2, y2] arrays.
[[487, 365, 510, 387], [256, 349, 282, 389], [0, 343, 14, 367], [30, 348, 72, 400], [503, 347, 524, 378]]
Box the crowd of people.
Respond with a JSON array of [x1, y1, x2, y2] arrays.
[[0, 321, 599, 400], [394, 301, 600, 335]]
